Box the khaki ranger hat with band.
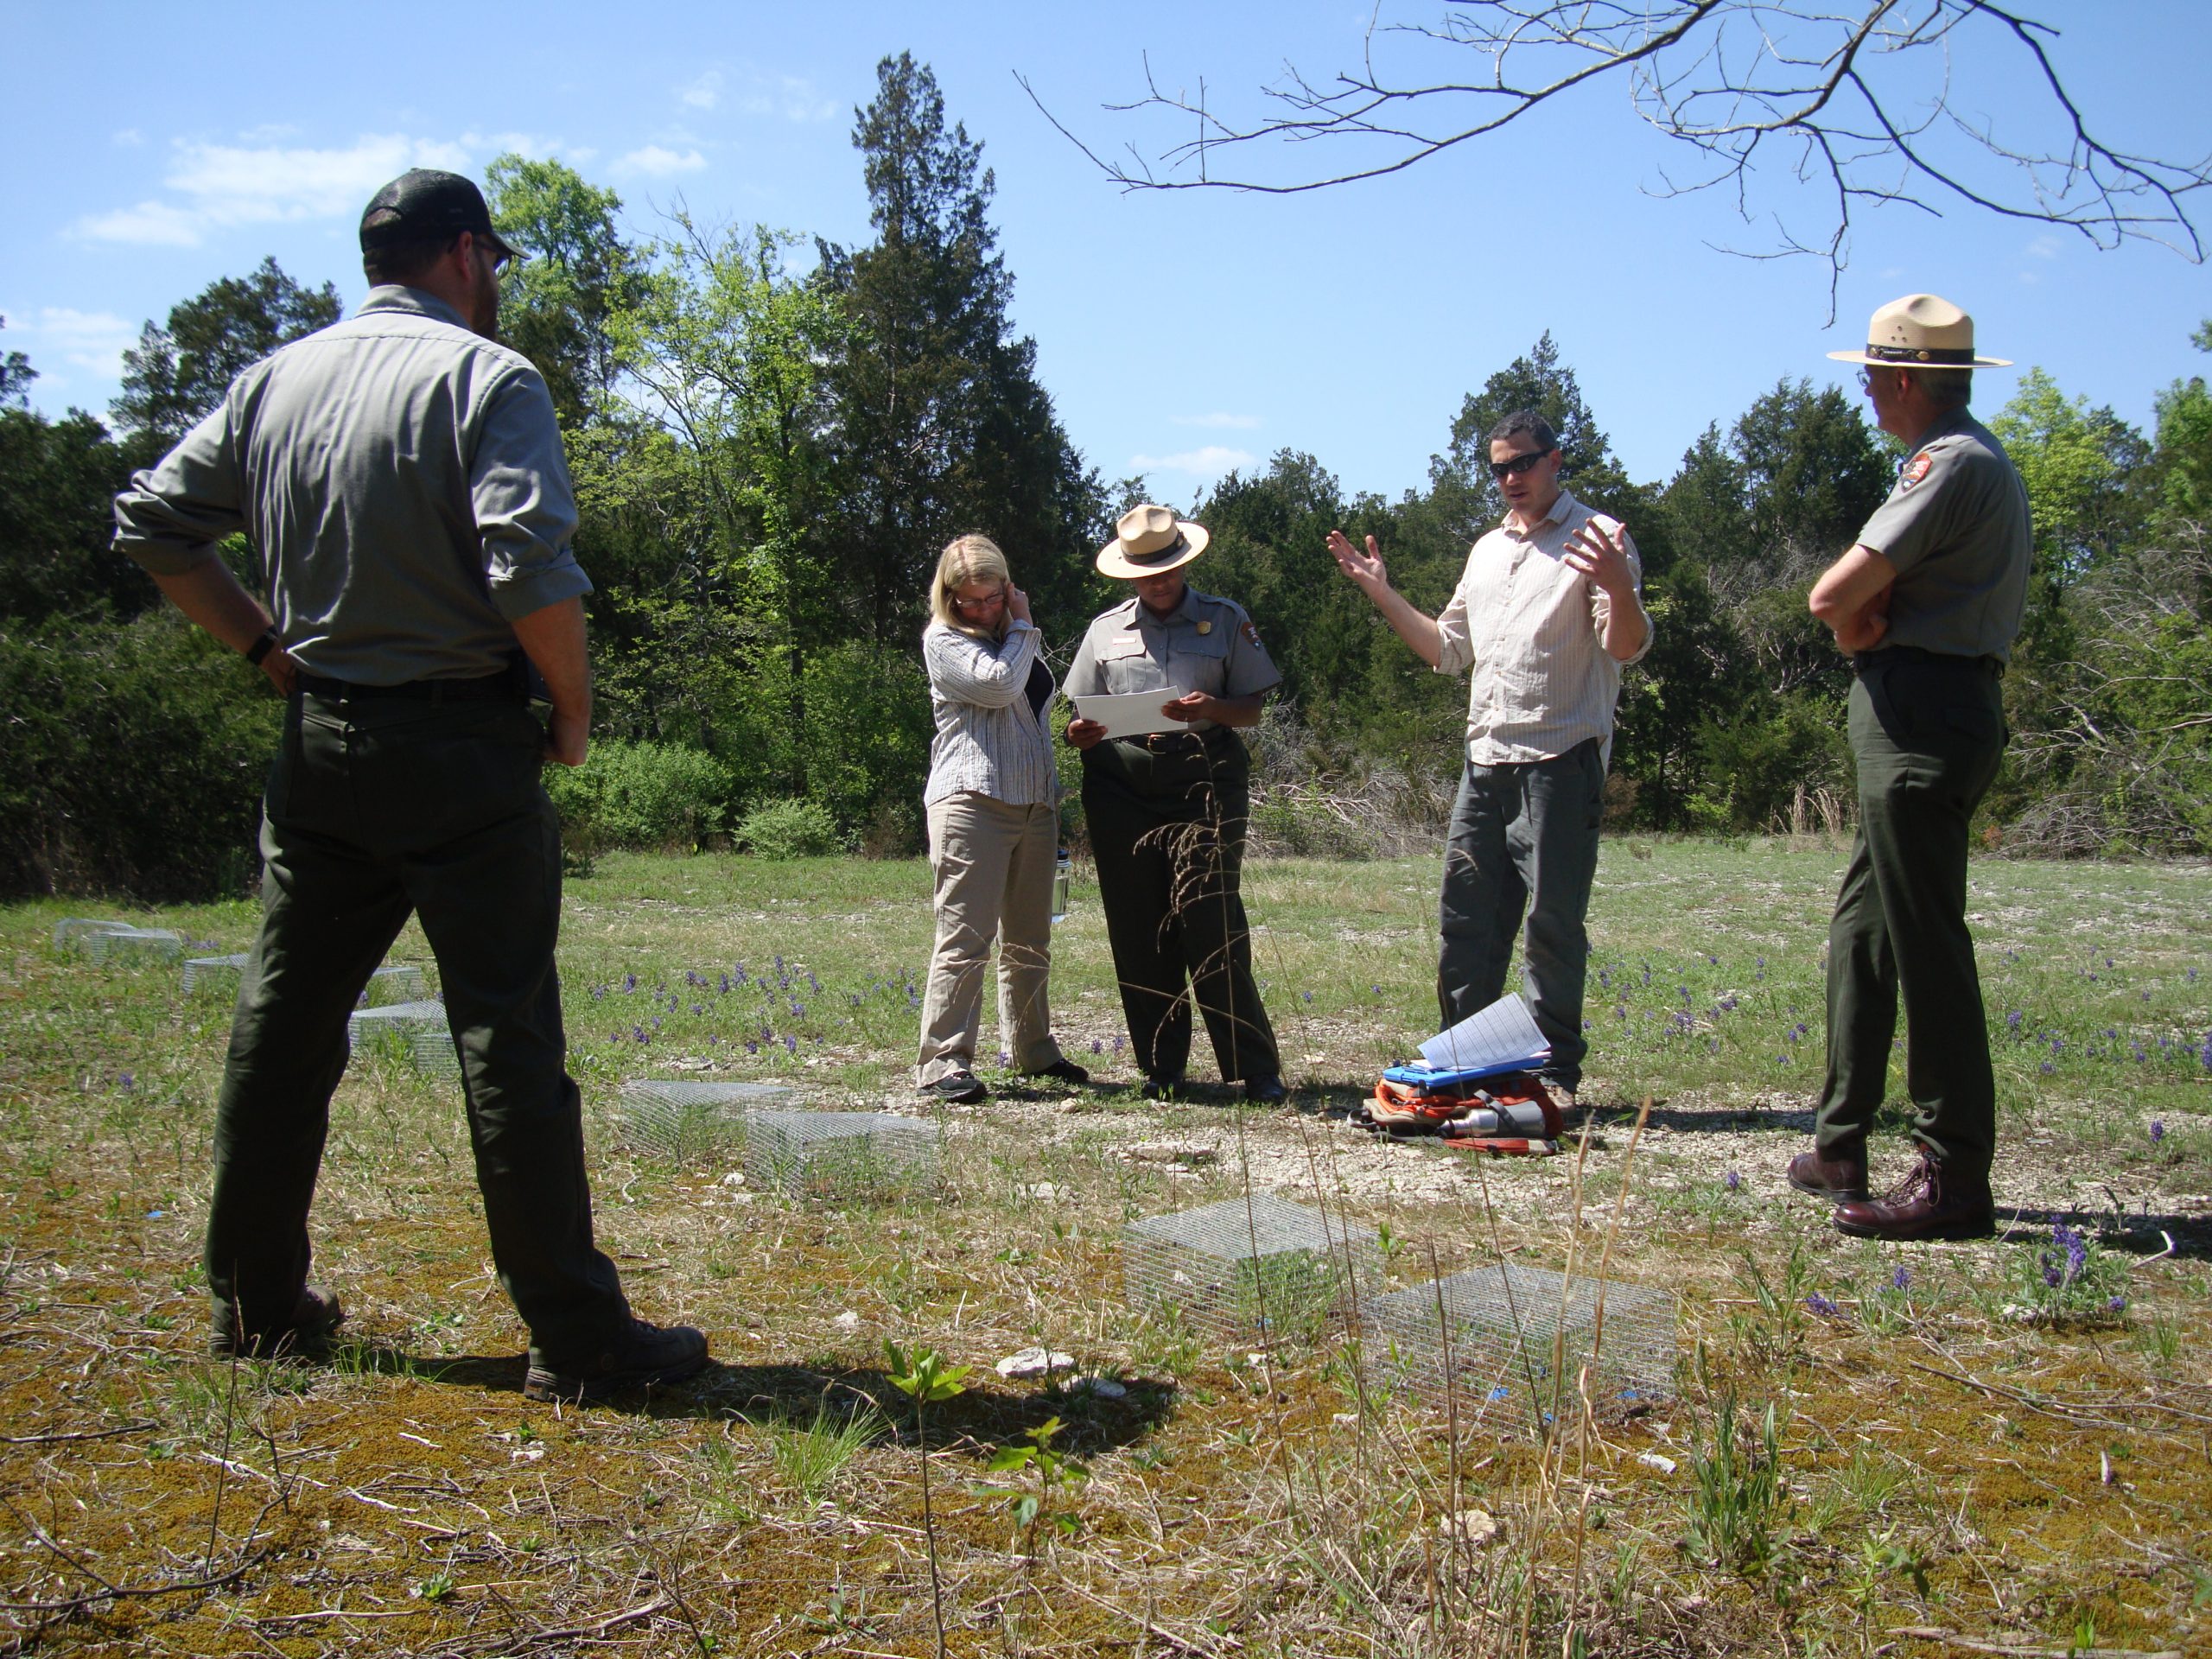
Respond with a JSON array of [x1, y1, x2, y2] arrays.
[[1096, 503, 1211, 578], [1827, 292, 2012, 369]]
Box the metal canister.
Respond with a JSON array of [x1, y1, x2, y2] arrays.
[[1051, 848, 1071, 923]]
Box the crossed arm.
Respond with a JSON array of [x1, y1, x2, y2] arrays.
[[1808, 545, 1897, 654]]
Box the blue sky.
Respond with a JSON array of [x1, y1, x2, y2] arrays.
[[4, 2, 2208, 505]]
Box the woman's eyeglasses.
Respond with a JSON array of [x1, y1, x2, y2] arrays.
[[951, 589, 1007, 613]]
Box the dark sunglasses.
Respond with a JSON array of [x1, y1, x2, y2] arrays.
[[1489, 448, 1555, 481]]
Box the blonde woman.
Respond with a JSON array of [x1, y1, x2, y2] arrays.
[[915, 535, 1089, 1103]]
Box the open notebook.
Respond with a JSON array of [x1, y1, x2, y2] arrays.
[[1402, 992, 1550, 1082]]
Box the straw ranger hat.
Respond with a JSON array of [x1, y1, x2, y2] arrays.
[[1096, 503, 1210, 579], [1827, 293, 2011, 369]]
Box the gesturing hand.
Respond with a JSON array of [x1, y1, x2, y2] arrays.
[[1065, 715, 1106, 751], [1325, 528, 1389, 589], [1562, 518, 1636, 600]]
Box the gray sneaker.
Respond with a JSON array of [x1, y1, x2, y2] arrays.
[[524, 1319, 710, 1402]]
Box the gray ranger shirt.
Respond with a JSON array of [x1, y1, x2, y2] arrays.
[[111, 286, 590, 686], [1854, 407, 2031, 662], [1065, 586, 1281, 731]]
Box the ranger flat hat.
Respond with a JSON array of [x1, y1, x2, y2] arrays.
[[1096, 503, 1209, 579], [1827, 293, 2010, 369], [359, 169, 524, 263]]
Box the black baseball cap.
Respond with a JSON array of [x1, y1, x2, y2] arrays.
[[359, 169, 524, 261]]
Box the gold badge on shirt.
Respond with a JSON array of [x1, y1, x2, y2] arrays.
[[1196, 620, 1212, 635]]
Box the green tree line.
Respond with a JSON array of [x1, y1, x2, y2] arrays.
[[3, 53, 2209, 897]]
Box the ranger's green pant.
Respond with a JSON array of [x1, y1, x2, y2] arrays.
[[1081, 727, 1279, 1084], [1816, 651, 2007, 1184], [207, 690, 630, 1364]]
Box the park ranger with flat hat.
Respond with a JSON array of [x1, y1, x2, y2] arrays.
[[1065, 505, 1287, 1103]]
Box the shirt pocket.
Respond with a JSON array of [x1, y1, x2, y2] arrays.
[[1168, 631, 1230, 694]]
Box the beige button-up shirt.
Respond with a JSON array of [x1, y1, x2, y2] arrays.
[[1433, 488, 1651, 766]]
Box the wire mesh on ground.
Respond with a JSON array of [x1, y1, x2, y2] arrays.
[[180, 957, 427, 1002], [1361, 1262, 1677, 1431], [52, 918, 131, 949], [741, 1109, 939, 1201], [346, 999, 459, 1078], [613, 1078, 796, 1163], [79, 925, 183, 963], [1123, 1191, 1384, 1345]]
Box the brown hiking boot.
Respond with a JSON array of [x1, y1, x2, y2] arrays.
[[1833, 1155, 1995, 1243], [524, 1318, 710, 1402], [1786, 1144, 1869, 1203]]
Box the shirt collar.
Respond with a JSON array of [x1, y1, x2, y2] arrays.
[[1500, 487, 1579, 537], [357, 285, 472, 330], [1134, 586, 1203, 627]]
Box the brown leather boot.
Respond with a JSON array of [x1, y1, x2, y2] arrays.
[[1833, 1154, 1995, 1242], [1785, 1143, 1868, 1202]]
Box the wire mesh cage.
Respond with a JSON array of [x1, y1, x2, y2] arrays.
[[1122, 1192, 1385, 1346], [54, 918, 132, 950], [363, 963, 429, 1005], [182, 952, 251, 994], [81, 926, 184, 963], [614, 1078, 795, 1162], [346, 1000, 460, 1078], [741, 1109, 939, 1201], [1360, 1262, 1676, 1428]]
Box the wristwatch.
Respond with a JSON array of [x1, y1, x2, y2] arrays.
[[245, 629, 280, 667]]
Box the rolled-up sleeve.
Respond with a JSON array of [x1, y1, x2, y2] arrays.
[[473, 370, 590, 619], [111, 404, 246, 575], [1433, 569, 1476, 677], [1590, 523, 1653, 667], [925, 620, 1039, 707]]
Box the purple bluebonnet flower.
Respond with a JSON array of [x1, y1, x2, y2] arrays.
[[118, 1072, 136, 1091], [745, 1040, 758, 1055], [1723, 1169, 1741, 1192], [1090, 1039, 1103, 1055], [2200, 1031, 2212, 1071], [790, 1000, 805, 1017], [691, 1004, 705, 1016], [622, 973, 638, 993], [1112, 1034, 1126, 1054], [2040, 1061, 2056, 1076], [2005, 1010, 2023, 1032], [650, 1017, 661, 1031], [784, 1034, 798, 1054], [1302, 990, 1313, 1002], [721, 974, 733, 994], [2150, 1120, 2166, 1144], [1891, 1265, 1911, 1292], [590, 985, 605, 1001], [1806, 1292, 1840, 1317], [2107, 1294, 2128, 1314], [632, 1027, 649, 1044]]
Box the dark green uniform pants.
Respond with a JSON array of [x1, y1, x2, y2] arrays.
[[206, 690, 630, 1363], [1082, 728, 1279, 1084], [1816, 651, 2006, 1183]]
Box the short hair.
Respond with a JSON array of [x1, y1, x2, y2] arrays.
[[1487, 409, 1559, 453], [1916, 365, 1973, 410], [930, 533, 1012, 638], [361, 211, 462, 287]]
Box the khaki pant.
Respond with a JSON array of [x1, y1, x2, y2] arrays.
[[915, 793, 1065, 1084]]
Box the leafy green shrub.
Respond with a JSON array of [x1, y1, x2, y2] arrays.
[[543, 739, 734, 852], [0, 609, 279, 899], [736, 796, 842, 859], [800, 641, 931, 837]]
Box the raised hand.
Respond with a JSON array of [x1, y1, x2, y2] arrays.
[[1561, 518, 1636, 600], [1325, 528, 1389, 589]]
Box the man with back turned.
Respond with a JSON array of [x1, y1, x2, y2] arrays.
[[111, 168, 708, 1400], [1789, 293, 2030, 1242]]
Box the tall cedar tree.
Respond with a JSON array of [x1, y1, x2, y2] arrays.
[[817, 53, 1104, 644], [111, 257, 340, 455]]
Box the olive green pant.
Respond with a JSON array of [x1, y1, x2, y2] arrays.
[[1081, 728, 1279, 1084], [206, 691, 630, 1364], [1816, 652, 2006, 1184]]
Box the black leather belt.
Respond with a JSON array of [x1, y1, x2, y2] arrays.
[[297, 669, 522, 703]]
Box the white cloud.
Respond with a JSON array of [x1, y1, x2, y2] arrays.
[[1128, 445, 1255, 476], [21, 307, 139, 376], [70, 132, 473, 246], [680, 70, 723, 110], [2024, 233, 2063, 260], [737, 73, 839, 124], [1171, 412, 1261, 429], [616, 144, 708, 177], [111, 128, 143, 148]]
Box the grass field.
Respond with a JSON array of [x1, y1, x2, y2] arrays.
[[1, 839, 2208, 1656]]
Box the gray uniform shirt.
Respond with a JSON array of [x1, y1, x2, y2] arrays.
[[111, 286, 590, 685], [1064, 586, 1281, 729], [1854, 408, 2031, 662]]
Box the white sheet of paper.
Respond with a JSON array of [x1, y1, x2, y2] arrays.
[[1420, 992, 1550, 1073], [1075, 688, 1192, 739]]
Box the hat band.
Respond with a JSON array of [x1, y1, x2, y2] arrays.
[[1122, 533, 1191, 568], [1866, 342, 1978, 365]]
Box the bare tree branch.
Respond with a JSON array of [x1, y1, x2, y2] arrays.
[[1024, 2, 2210, 304]]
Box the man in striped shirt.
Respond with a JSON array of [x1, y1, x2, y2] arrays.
[[1327, 410, 1651, 1101]]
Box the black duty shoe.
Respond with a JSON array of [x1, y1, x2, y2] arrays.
[[210, 1286, 345, 1360], [922, 1070, 988, 1104], [1140, 1074, 1184, 1101], [1027, 1058, 1091, 1086], [1243, 1075, 1289, 1103], [524, 1318, 711, 1403]]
